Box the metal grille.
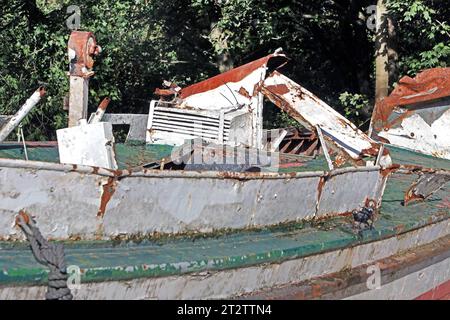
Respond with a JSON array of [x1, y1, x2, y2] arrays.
[[149, 106, 230, 143]]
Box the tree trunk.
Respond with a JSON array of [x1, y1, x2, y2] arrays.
[[387, 14, 399, 89], [375, 0, 389, 101], [209, 23, 234, 73]]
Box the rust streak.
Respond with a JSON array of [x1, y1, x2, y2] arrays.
[[15, 210, 31, 226], [371, 68, 450, 133], [97, 97, 111, 111], [97, 177, 117, 218], [179, 54, 288, 99], [237, 87, 251, 99], [263, 84, 290, 95]]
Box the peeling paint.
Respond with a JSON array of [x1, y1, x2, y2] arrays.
[[371, 68, 450, 160], [97, 177, 117, 218], [262, 71, 385, 162], [404, 173, 450, 206]]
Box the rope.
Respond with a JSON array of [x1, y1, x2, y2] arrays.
[[16, 211, 73, 300]]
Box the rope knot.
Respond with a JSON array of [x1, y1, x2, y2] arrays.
[[16, 210, 73, 300]]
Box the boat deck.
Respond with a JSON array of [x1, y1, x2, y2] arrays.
[[1, 142, 449, 172]]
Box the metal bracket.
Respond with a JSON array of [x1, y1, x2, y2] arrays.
[[375, 143, 385, 166], [316, 125, 334, 171]]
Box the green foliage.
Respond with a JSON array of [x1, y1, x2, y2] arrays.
[[389, 0, 450, 76], [339, 92, 370, 128], [0, 0, 449, 140], [263, 103, 302, 130], [0, 2, 68, 140], [0, 0, 220, 140]]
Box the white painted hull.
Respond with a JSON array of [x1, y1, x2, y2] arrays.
[[0, 159, 386, 241]]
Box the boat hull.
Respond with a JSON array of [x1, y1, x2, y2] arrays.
[[0, 219, 448, 300], [0, 159, 386, 240]]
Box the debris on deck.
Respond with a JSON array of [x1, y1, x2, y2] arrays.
[[370, 68, 450, 160], [262, 71, 390, 167], [151, 51, 288, 149], [145, 51, 387, 168], [404, 171, 450, 206]]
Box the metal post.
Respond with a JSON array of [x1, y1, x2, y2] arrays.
[[89, 97, 110, 124], [18, 124, 28, 161], [68, 76, 89, 127], [218, 110, 225, 144], [316, 125, 334, 171], [375, 143, 385, 166], [0, 87, 46, 142], [67, 31, 101, 127]]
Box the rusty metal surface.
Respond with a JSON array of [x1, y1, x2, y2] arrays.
[[0, 116, 12, 127], [146, 102, 253, 147], [90, 113, 148, 142], [67, 31, 100, 77], [176, 53, 288, 103], [372, 68, 450, 131], [0, 167, 447, 299], [152, 51, 287, 149], [371, 68, 450, 160], [317, 170, 386, 217], [262, 72, 385, 162], [0, 87, 46, 142]]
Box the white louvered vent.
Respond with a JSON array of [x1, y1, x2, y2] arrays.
[[151, 107, 230, 142], [146, 101, 252, 146]]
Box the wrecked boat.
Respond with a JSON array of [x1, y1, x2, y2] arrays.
[[0, 33, 391, 240], [0, 31, 448, 300]]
